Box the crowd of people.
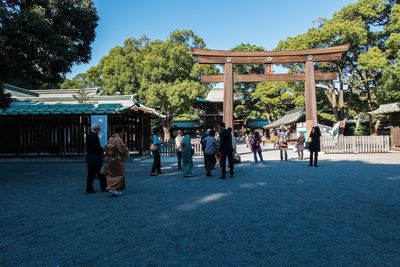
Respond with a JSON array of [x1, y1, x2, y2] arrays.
[[85, 122, 322, 197]]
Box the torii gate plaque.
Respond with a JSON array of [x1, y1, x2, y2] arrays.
[[192, 44, 349, 134]]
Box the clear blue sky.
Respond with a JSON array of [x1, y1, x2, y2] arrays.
[[67, 0, 356, 78]]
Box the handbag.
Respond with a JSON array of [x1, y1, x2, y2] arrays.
[[233, 152, 241, 164], [100, 164, 108, 175], [305, 141, 311, 150], [149, 143, 158, 152]]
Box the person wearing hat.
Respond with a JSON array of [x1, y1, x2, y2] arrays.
[[85, 124, 107, 194], [277, 125, 289, 161]]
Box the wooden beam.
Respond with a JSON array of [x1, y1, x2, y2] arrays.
[[223, 63, 234, 129], [192, 44, 349, 57], [264, 64, 273, 74], [196, 53, 343, 64], [305, 61, 318, 135], [201, 72, 337, 83]]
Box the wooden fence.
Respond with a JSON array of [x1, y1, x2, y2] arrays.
[[321, 135, 390, 154], [159, 138, 203, 156]]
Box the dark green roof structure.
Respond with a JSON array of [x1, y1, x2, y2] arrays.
[[0, 102, 165, 118], [245, 119, 269, 129], [171, 120, 202, 129], [0, 103, 126, 116]]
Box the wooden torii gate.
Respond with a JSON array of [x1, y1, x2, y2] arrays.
[[192, 44, 349, 134]]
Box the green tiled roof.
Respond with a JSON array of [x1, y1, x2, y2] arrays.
[[0, 103, 125, 115]]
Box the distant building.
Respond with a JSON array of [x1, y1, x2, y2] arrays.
[[370, 102, 400, 150], [264, 107, 334, 139], [194, 87, 244, 131]]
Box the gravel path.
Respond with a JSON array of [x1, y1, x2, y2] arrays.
[[1, 146, 399, 266]]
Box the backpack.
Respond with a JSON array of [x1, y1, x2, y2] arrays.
[[252, 136, 260, 148]]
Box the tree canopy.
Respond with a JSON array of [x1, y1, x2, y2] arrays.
[[0, 0, 98, 108], [275, 0, 400, 122], [84, 30, 217, 131]]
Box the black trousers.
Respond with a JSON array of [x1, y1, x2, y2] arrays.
[[309, 151, 319, 166], [280, 148, 288, 161], [176, 151, 182, 170], [220, 151, 234, 177], [86, 164, 107, 192], [151, 150, 161, 173], [205, 154, 216, 175], [253, 151, 264, 162], [202, 151, 207, 170]]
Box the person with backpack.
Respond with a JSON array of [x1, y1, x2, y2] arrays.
[[277, 125, 289, 161], [202, 130, 218, 177], [251, 131, 265, 164]]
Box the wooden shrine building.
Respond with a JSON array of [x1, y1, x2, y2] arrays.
[[0, 84, 164, 156]]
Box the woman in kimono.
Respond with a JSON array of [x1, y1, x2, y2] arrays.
[[181, 133, 193, 177], [104, 126, 129, 197]]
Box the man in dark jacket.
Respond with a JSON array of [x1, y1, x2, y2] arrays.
[[86, 124, 107, 193], [218, 122, 234, 179]]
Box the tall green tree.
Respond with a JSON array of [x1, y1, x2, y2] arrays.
[[0, 0, 98, 108], [60, 73, 98, 89], [252, 81, 303, 122], [231, 43, 265, 120], [276, 0, 400, 134], [86, 30, 217, 139]]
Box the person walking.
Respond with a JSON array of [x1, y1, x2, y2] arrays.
[[202, 130, 218, 177], [181, 133, 193, 177], [297, 132, 306, 160], [104, 126, 129, 197], [175, 130, 183, 170], [270, 129, 278, 150], [150, 128, 163, 176], [277, 125, 289, 161], [251, 131, 265, 163], [308, 126, 321, 167], [218, 122, 234, 179], [85, 124, 107, 194], [246, 131, 254, 149], [201, 129, 211, 169]]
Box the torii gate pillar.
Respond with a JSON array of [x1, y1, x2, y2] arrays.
[[223, 62, 234, 128], [305, 61, 318, 135]]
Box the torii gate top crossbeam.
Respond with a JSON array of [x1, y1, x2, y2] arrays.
[[192, 44, 349, 64]]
